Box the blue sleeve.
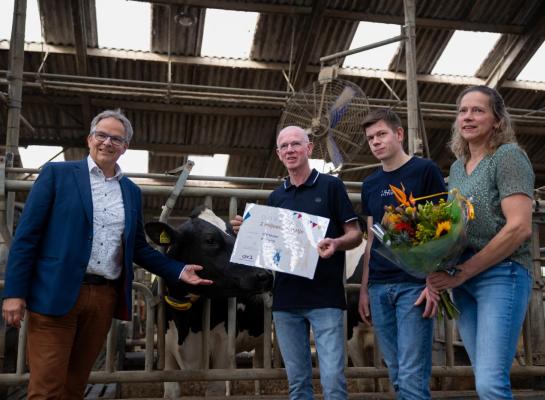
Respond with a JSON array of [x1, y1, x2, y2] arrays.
[[4, 163, 56, 299]]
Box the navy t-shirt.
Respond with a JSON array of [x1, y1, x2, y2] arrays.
[[361, 157, 447, 283], [267, 169, 358, 311]]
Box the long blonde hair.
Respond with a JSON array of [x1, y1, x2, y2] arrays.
[[449, 85, 517, 162]]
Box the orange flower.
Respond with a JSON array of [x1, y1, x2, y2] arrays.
[[389, 183, 415, 207]]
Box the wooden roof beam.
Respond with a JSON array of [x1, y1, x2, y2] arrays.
[[70, 0, 91, 128], [483, 5, 545, 89], [291, 0, 326, 90], [129, 0, 525, 34], [2, 42, 545, 91]]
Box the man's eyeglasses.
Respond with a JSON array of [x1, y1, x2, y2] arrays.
[[92, 131, 128, 147], [277, 141, 308, 152]]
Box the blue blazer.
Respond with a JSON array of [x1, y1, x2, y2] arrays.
[[3, 158, 183, 320]]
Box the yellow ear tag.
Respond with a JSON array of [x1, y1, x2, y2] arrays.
[[159, 230, 171, 245]]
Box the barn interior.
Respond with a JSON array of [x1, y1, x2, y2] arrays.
[[1, 1, 545, 397]]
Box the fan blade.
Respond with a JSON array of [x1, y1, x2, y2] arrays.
[[329, 86, 356, 128], [326, 132, 343, 168]]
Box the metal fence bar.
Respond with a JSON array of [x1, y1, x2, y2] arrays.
[[132, 282, 156, 372], [4, 365, 545, 386]]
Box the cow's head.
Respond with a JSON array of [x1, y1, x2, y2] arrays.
[[145, 206, 273, 298]]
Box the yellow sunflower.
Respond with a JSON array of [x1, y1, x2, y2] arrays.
[[435, 220, 452, 238]]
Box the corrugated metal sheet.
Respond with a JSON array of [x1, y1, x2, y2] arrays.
[[39, 0, 98, 47], [150, 4, 204, 56]]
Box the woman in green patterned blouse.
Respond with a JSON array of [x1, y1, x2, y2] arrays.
[[428, 85, 535, 400]]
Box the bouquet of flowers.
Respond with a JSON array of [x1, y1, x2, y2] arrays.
[[371, 184, 474, 319]]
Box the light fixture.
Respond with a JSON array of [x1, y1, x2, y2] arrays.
[[174, 6, 196, 27]]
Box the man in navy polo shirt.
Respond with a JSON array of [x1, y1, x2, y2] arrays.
[[358, 109, 445, 399], [232, 125, 361, 399]]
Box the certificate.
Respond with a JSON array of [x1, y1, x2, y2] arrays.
[[230, 203, 330, 279]]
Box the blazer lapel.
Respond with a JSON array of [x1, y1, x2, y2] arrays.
[[73, 159, 93, 223]]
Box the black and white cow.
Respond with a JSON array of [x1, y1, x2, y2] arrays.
[[145, 206, 273, 398]]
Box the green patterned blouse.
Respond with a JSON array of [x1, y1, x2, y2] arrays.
[[448, 143, 535, 269]]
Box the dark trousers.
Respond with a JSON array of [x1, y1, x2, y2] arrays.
[[26, 283, 117, 399]]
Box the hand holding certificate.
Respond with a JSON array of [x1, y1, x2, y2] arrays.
[[230, 203, 330, 279]]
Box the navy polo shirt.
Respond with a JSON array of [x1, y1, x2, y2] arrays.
[[267, 169, 358, 311], [361, 157, 447, 283]]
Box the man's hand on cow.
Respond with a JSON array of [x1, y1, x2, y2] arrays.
[[181, 265, 214, 286], [317, 237, 338, 259], [358, 287, 372, 326], [229, 215, 243, 235], [414, 285, 439, 319], [2, 298, 26, 328]]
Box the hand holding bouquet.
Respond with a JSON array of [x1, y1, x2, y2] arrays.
[[371, 184, 474, 319]]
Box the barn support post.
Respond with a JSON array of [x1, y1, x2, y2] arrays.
[[15, 317, 27, 375], [227, 196, 239, 394], [442, 317, 455, 390], [132, 282, 156, 372], [157, 161, 194, 370], [529, 220, 545, 388], [403, 0, 421, 156], [202, 299, 211, 369], [204, 195, 213, 209], [106, 319, 119, 373], [1, 0, 26, 280]]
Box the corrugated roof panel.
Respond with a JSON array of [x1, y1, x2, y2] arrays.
[[151, 4, 204, 56], [39, 0, 98, 46]]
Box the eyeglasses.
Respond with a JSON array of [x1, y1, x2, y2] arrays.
[[277, 141, 308, 152], [92, 131, 128, 147]]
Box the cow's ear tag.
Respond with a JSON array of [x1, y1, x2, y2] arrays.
[[159, 230, 171, 245]]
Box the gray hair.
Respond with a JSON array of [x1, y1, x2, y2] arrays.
[[89, 109, 134, 143], [276, 126, 310, 144]]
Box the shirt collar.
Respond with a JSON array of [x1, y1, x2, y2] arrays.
[[283, 168, 320, 190], [87, 155, 123, 181]]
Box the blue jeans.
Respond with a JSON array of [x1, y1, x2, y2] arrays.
[[368, 282, 433, 400], [453, 260, 532, 400], [273, 308, 347, 400]]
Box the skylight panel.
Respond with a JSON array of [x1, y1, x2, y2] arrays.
[[516, 41, 545, 82], [0, 2, 13, 40], [96, 0, 150, 51], [432, 30, 500, 76], [188, 154, 229, 177], [19, 146, 65, 167], [343, 22, 401, 70], [118, 150, 149, 173], [0, 0, 42, 42], [201, 9, 258, 58]]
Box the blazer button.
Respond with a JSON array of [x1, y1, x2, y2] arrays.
[[88, 236, 92, 240]]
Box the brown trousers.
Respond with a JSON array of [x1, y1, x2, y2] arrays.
[[26, 283, 117, 399]]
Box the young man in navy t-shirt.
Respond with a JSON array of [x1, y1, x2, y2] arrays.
[[232, 126, 361, 399], [358, 109, 446, 399]]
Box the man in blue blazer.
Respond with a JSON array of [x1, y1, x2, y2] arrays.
[[1, 109, 212, 398]]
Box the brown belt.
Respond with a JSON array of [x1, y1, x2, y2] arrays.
[[82, 273, 115, 285]]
